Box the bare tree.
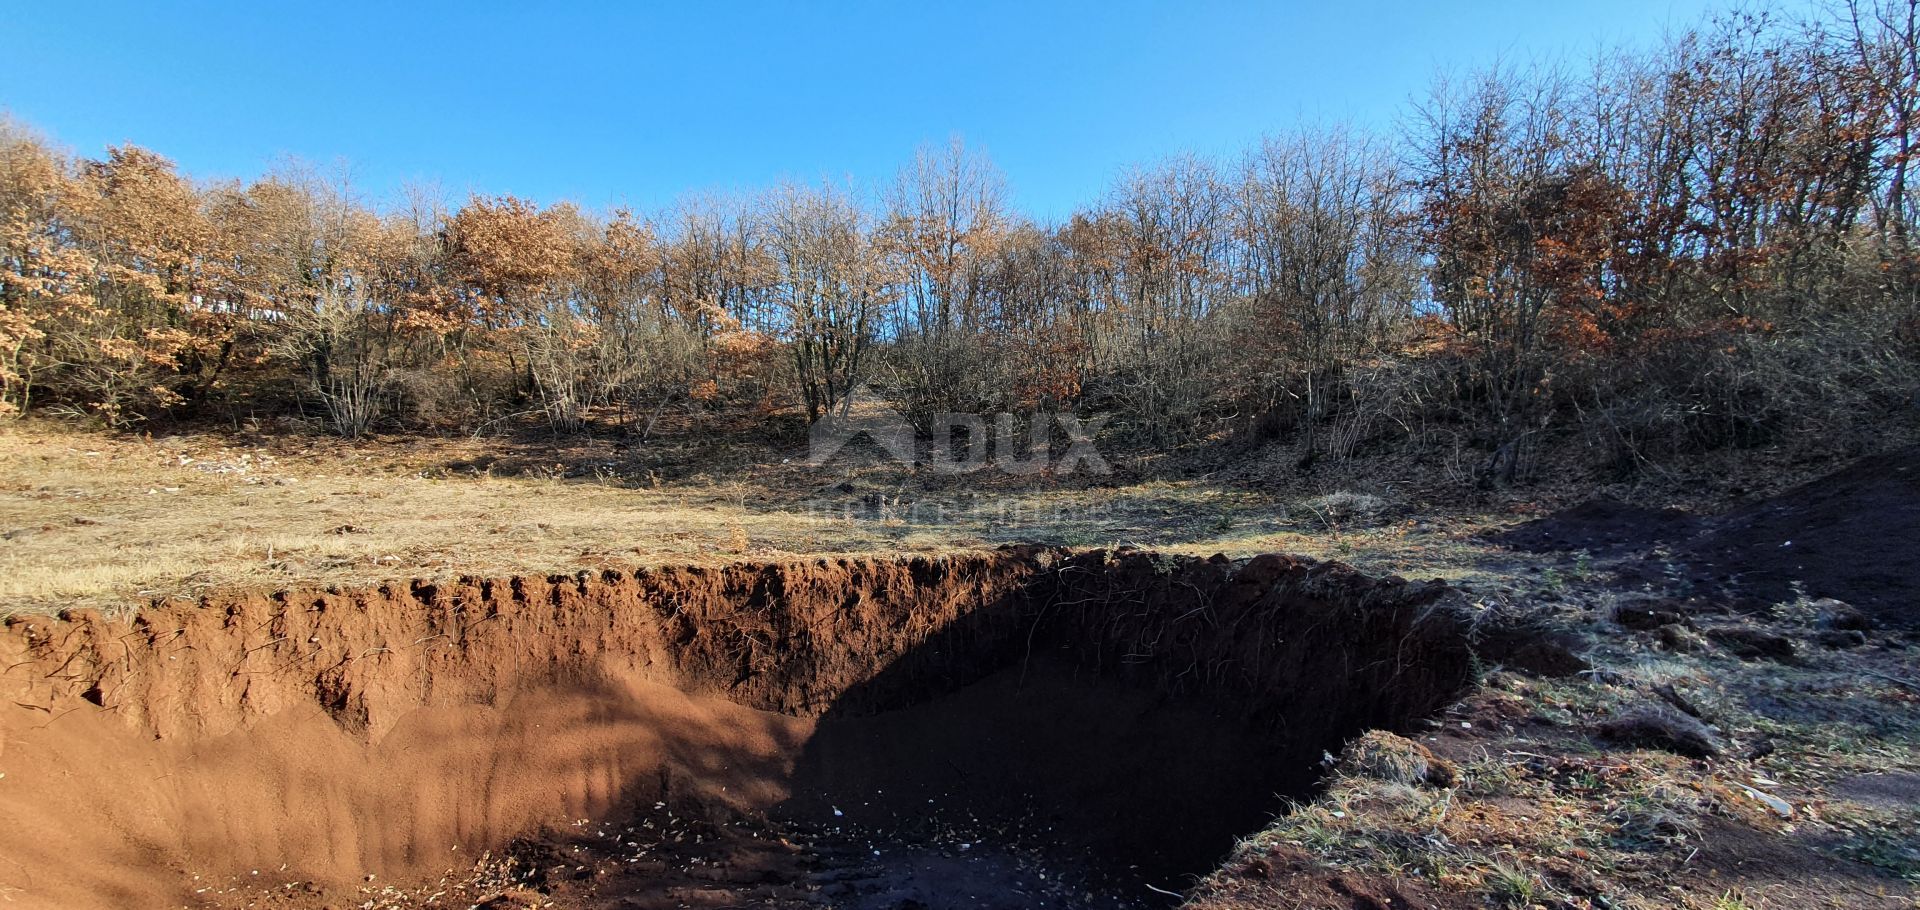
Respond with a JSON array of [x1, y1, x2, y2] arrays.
[[761, 183, 892, 422], [878, 138, 1009, 424], [1237, 129, 1417, 459]]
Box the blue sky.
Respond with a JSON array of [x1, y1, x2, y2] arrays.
[[3, 0, 1811, 220]]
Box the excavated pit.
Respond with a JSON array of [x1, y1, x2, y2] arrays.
[[0, 546, 1475, 909]]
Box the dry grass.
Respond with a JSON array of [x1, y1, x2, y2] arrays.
[[0, 422, 1529, 616], [1190, 576, 1920, 910], [0, 426, 909, 615]]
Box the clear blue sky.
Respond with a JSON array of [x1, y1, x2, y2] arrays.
[[3, 0, 1811, 220]]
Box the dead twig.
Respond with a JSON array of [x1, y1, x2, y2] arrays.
[[1861, 669, 1920, 692]]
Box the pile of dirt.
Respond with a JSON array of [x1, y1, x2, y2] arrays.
[[1491, 498, 1699, 554], [1675, 447, 1920, 625], [0, 547, 1475, 910], [1495, 447, 1920, 627]]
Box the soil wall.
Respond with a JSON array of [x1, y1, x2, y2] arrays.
[[0, 546, 1473, 909]]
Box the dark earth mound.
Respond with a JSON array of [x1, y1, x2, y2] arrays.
[[1491, 498, 1700, 554], [1496, 447, 1920, 627], [1677, 447, 1920, 626]]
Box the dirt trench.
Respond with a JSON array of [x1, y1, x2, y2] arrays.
[[0, 546, 1475, 909]]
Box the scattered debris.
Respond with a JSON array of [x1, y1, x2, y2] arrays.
[[1739, 784, 1794, 819]]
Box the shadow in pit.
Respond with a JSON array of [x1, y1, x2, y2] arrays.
[[768, 549, 1479, 908]]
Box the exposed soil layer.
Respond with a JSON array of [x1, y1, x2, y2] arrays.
[[1497, 447, 1920, 626], [0, 547, 1474, 909]]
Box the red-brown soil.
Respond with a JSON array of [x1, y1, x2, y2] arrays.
[[0, 547, 1474, 909]]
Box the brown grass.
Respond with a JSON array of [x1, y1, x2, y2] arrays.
[[0, 425, 901, 614], [0, 423, 1531, 616]]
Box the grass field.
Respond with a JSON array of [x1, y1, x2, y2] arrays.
[[0, 421, 1532, 616]]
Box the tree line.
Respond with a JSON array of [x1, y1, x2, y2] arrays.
[[3, 2, 1918, 484]]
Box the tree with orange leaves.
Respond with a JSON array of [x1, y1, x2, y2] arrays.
[[1415, 70, 1628, 484], [446, 195, 593, 429]]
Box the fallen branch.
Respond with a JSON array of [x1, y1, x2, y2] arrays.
[[1862, 669, 1920, 692]]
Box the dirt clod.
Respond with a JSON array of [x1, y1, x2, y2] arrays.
[[1593, 705, 1723, 758], [1709, 627, 1798, 662], [1612, 600, 1689, 631], [1472, 609, 1591, 678], [1657, 623, 1706, 653], [1815, 598, 1876, 632], [1818, 628, 1869, 649]]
